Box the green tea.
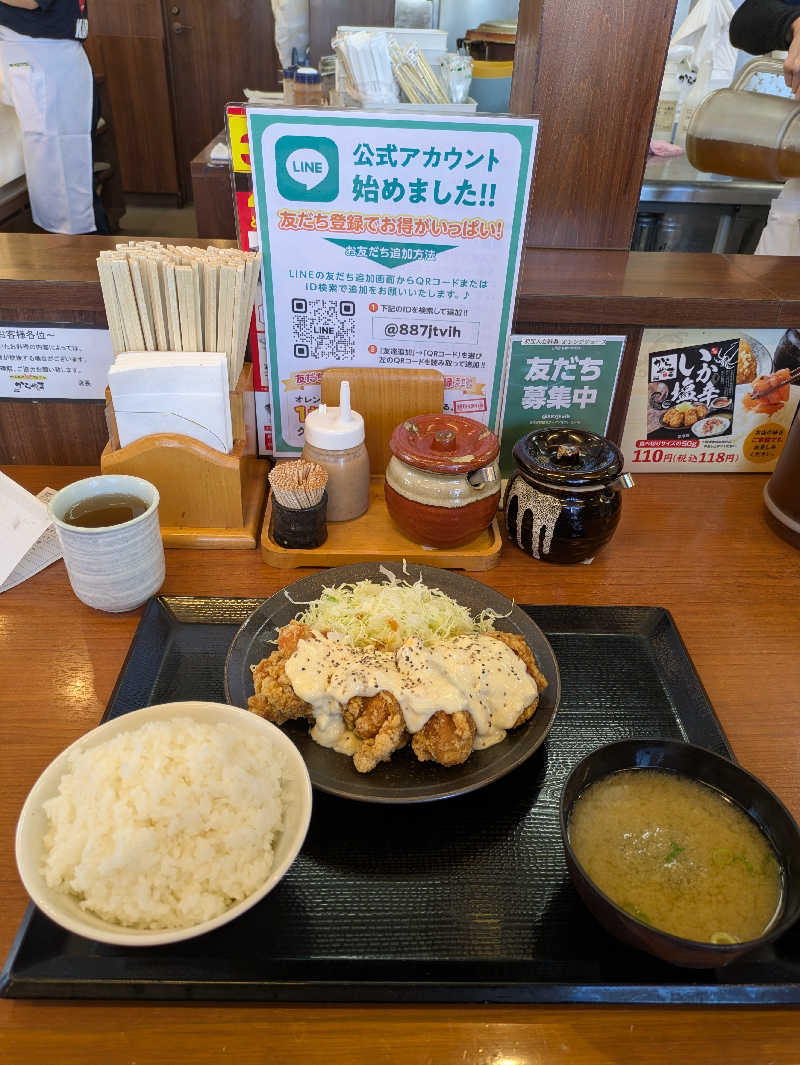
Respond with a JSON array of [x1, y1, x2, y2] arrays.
[[569, 768, 782, 943], [62, 493, 148, 528]]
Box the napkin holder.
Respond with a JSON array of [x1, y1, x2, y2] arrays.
[[100, 364, 268, 548]]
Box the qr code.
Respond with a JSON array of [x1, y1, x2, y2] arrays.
[[291, 298, 356, 361]]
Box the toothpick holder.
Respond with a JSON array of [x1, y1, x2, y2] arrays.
[[100, 364, 268, 549]]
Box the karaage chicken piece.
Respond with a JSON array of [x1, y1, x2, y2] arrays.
[[248, 649, 314, 723], [248, 620, 317, 724], [663, 408, 683, 427], [488, 630, 548, 726], [277, 619, 317, 656], [684, 408, 698, 427], [412, 709, 477, 766], [344, 690, 408, 773]]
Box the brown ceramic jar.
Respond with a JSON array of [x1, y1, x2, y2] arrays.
[[384, 414, 500, 548]]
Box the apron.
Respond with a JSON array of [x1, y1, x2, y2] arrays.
[[0, 26, 95, 234]]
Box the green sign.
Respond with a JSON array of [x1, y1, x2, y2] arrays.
[[498, 335, 626, 476]]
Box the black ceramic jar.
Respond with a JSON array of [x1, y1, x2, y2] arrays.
[[504, 428, 633, 564]]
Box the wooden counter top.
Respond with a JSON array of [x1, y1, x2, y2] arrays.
[[1, 467, 798, 1063], [3, 233, 800, 325], [516, 249, 800, 327]]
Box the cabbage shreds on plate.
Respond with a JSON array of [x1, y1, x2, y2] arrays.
[[292, 572, 510, 651]]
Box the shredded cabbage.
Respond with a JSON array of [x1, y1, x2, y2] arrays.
[[295, 575, 509, 650]]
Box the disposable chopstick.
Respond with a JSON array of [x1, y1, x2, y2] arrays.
[[110, 257, 145, 352], [128, 258, 156, 351], [96, 256, 126, 357], [217, 264, 237, 377], [203, 261, 218, 353], [238, 254, 261, 374], [190, 260, 204, 352], [162, 261, 183, 351], [145, 256, 169, 351], [175, 265, 197, 352], [229, 262, 247, 387]]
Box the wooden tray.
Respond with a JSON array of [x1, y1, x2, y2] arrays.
[[260, 476, 502, 570]]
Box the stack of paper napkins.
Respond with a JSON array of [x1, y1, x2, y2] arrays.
[[108, 352, 233, 453]]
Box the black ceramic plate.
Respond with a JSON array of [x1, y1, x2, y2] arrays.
[[224, 562, 560, 804]]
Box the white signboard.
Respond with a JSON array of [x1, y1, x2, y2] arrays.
[[0, 323, 113, 399], [247, 107, 538, 456]]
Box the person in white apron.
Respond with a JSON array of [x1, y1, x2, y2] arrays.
[[0, 0, 95, 234]]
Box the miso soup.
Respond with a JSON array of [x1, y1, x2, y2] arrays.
[[568, 769, 782, 944]]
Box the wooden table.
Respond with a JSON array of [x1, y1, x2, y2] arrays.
[[1, 467, 798, 1064]]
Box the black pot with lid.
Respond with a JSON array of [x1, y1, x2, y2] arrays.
[[504, 427, 634, 563]]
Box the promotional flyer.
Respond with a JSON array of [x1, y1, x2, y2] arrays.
[[620, 328, 800, 472], [247, 107, 538, 456]]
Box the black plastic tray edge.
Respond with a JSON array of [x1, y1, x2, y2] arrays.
[[3, 975, 800, 1005], [3, 598, 791, 1005], [638, 606, 734, 760]]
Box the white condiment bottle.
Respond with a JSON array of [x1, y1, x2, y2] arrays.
[[302, 381, 370, 521]]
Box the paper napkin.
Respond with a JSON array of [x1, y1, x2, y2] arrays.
[[108, 351, 233, 453], [0, 477, 61, 591]]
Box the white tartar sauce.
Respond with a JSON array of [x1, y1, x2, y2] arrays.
[[284, 632, 538, 753]]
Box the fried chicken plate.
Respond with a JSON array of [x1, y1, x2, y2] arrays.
[[248, 618, 547, 774]]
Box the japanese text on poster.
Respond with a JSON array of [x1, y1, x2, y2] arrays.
[[247, 108, 537, 456], [0, 323, 113, 399], [620, 329, 800, 472], [498, 335, 626, 475]]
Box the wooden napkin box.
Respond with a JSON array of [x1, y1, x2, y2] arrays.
[[101, 364, 268, 548]]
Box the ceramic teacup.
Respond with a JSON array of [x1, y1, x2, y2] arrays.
[[48, 474, 165, 612]]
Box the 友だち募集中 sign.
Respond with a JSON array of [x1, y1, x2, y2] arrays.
[[498, 335, 627, 476], [246, 107, 538, 456]]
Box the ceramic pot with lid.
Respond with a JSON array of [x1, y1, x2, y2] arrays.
[[504, 428, 634, 564], [385, 414, 500, 548]]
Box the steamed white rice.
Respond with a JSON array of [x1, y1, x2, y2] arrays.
[[41, 717, 287, 930]]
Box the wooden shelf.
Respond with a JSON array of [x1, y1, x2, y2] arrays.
[[4, 236, 800, 326], [516, 249, 800, 327]]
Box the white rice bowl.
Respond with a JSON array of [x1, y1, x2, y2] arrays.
[[15, 702, 312, 946]]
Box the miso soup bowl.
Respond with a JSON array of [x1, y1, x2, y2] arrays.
[[560, 739, 800, 968]]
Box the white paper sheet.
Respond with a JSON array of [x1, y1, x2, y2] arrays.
[[0, 488, 62, 593], [0, 475, 57, 586]]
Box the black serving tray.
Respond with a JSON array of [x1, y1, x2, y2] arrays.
[[4, 597, 800, 1004]]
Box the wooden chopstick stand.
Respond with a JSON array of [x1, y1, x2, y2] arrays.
[[96, 241, 268, 548]]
